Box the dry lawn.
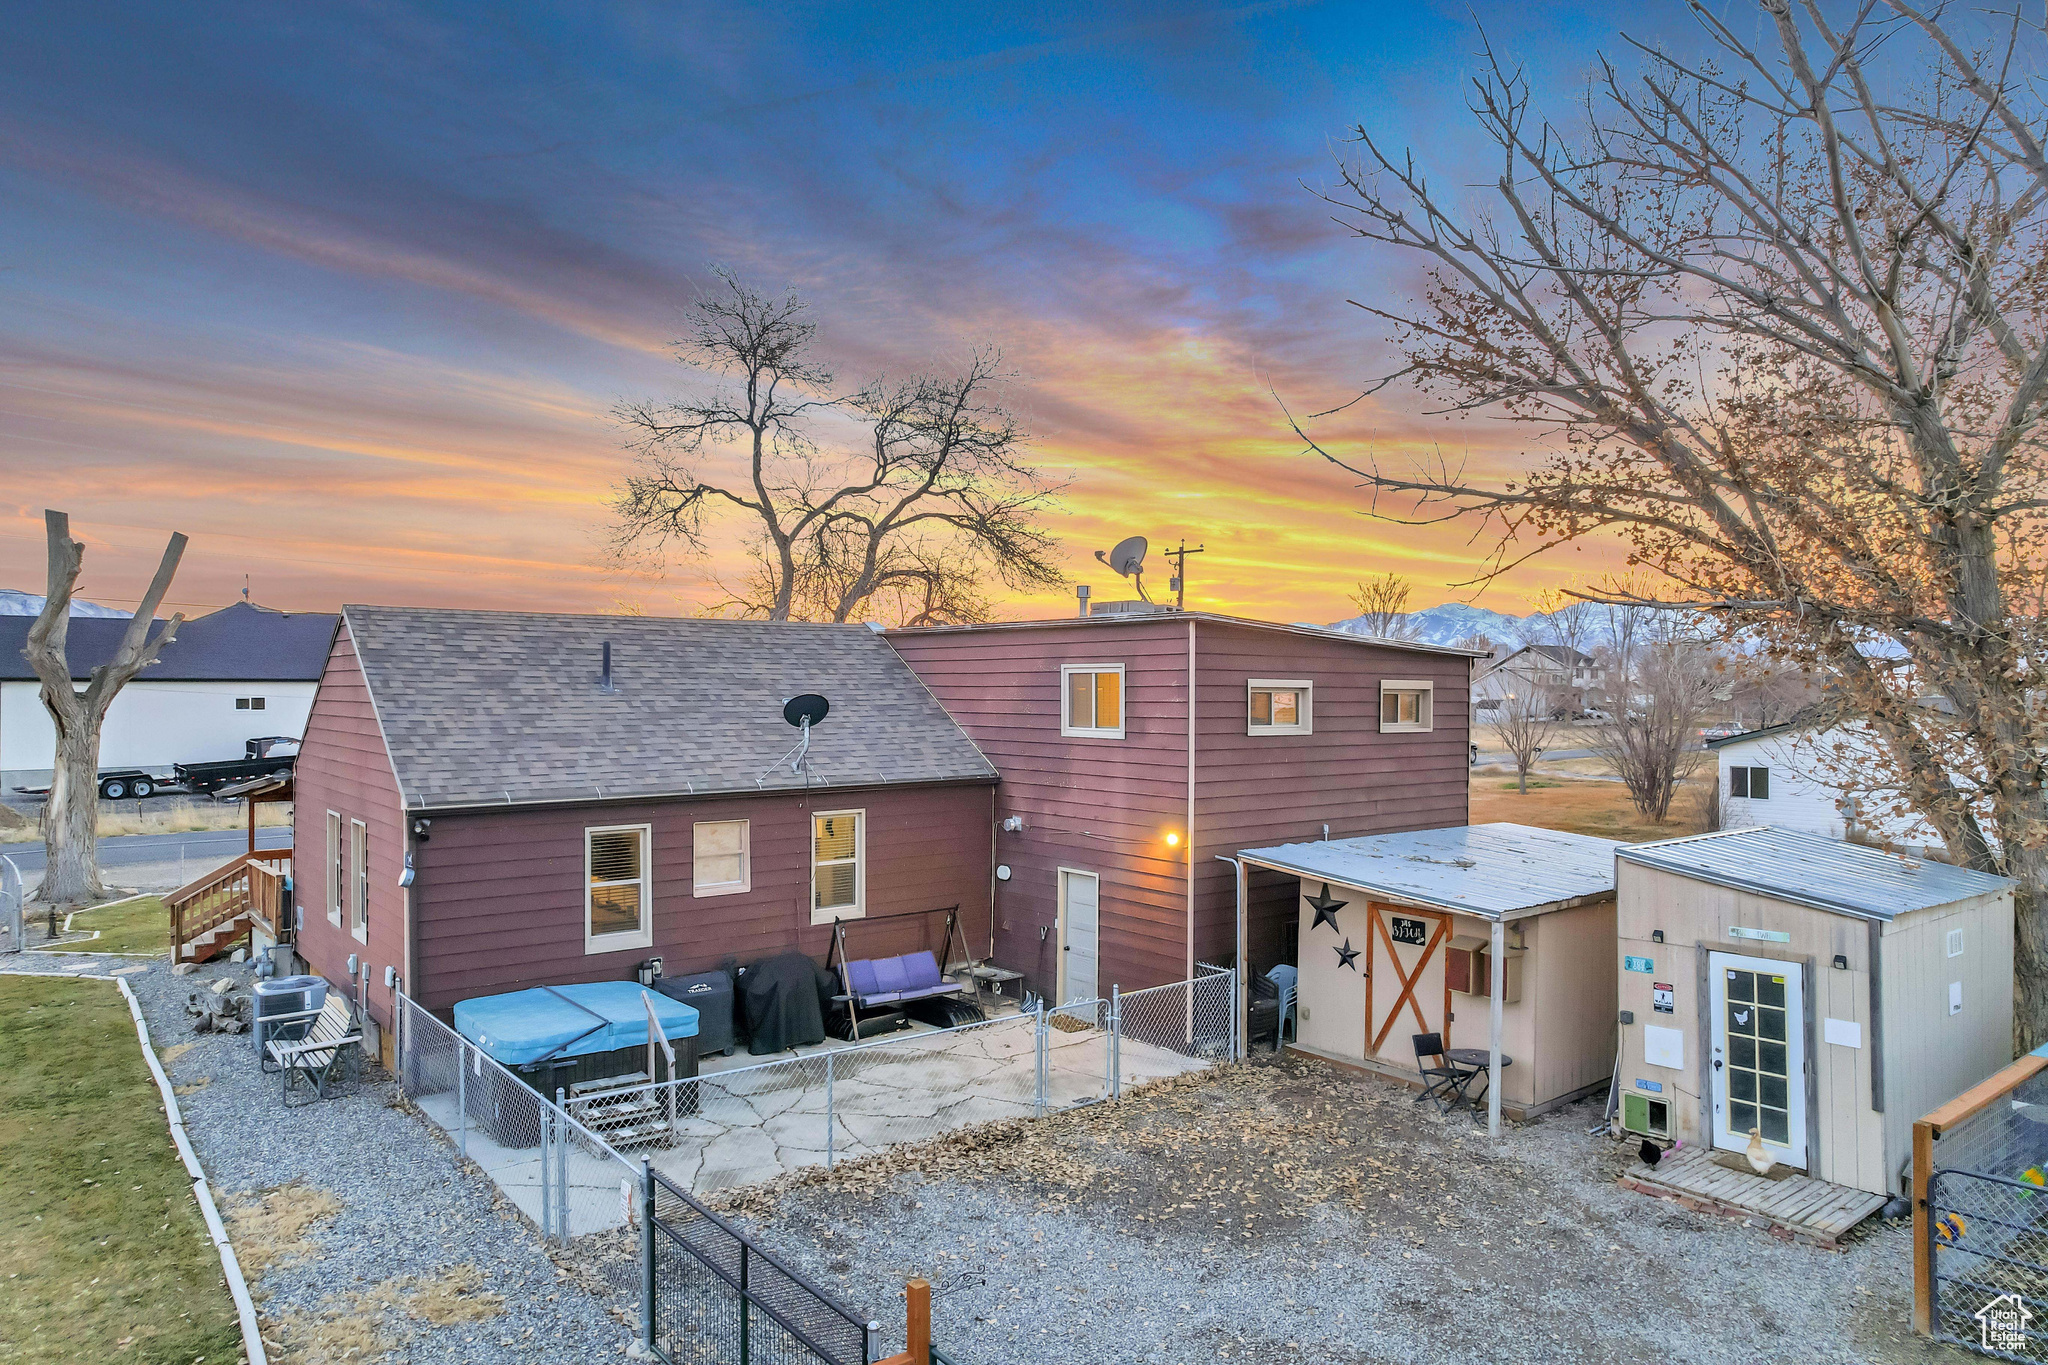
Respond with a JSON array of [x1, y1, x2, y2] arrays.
[[1469, 770, 1711, 843], [0, 797, 292, 845], [225, 1181, 344, 1280]]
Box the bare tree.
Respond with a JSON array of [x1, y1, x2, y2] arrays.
[[1493, 681, 1557, 794], [1594, 614, 1717, 823], [1346, 571, 1422, 639], [25, 511, 187, 905], [613, 271, 1064, 624], [1295, 3, 2048, 1040]]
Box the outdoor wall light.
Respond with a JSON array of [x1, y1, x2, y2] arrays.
[[1651, 929, 1665, 944], [1833, 954, 1849, 970], [1165, 831, 1182, 848]]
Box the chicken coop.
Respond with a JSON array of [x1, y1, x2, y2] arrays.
[[1615, 826, 2015, 1199]]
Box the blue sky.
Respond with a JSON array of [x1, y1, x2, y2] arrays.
[[0, 1, 1680, 619]]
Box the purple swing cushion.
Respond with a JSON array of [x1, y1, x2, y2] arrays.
[[842, 951, 961, 1006]]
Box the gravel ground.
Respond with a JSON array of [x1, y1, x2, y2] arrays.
[[3, 951, 634, 1364], [717, 1054, 1981, 1365]]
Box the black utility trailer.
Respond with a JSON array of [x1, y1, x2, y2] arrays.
[[12, 736, 300, 801]]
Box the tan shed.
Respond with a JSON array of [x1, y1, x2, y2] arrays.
[[1235, 823, 1623, 1132], [1615, 827, 2016, 1198]]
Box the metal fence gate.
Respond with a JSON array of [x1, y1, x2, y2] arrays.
[[640, 1163, 871, 1365]]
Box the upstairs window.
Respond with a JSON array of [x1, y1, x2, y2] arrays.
[[1379, 680, 1434, 733], [1061, 664, 1126, 739], [1730, 766, 1771, 800], [586, 824, 653, 953], [812, 810, 865, 924], [693, 820, 751, 897], [235, 697, 267, 710], [1248, 679, 1313, 736]]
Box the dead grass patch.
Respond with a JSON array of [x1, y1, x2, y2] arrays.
[[225, 1181, 343, 1281], [172, 1077, 210, 1096], [158, 1042, 195, 1065], [266, 1265, 504, 1365], [1470, 771, 1711, 842]]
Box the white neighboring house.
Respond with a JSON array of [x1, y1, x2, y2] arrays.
[[1473, 644, 1605, 713], [0, 602, 338, 793], [1705, 717, 1954, 854]]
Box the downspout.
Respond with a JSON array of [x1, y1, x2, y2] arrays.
[[1489, 915, 1505, 1138], [1216, 854, 1248, 1061], [1185, 618, 1197, 981]]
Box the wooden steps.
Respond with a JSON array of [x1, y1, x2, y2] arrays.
[[1619, 1142, 1888, 1249], [178, 910, 253, 963]]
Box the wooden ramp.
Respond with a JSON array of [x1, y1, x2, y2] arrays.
[[1620, 1143, 1887, 1249]]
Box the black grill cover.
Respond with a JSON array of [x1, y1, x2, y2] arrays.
[[653, 970, 737, 1057], [737, 951, 830, 1054]]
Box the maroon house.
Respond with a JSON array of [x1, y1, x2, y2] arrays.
[[291, 607, 998, 1044], [884, 613, 1481, 998]]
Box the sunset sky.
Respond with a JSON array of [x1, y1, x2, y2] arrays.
[[0, 1, 1675, 624]]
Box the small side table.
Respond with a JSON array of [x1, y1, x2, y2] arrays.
[[963, 964, 1026, 1010]]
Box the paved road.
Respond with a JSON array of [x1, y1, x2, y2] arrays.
[[0, 826, 290, 875], [1473, 746, 1599, 765]]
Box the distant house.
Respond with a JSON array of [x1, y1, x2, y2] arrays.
[[291, 607, 1000, 1040], [0, 602, 339, 792], [1473, 643, 1604, 713], [1706, 715, 1955, 854]]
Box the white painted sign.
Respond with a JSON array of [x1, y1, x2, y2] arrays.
[[1823, 1017, 1863, 1048], [1644, 1024, 1685, 1070], [1728, 926, 1792, 944]]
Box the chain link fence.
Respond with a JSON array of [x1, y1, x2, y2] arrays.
[[1923, 1064, 2048, 1361]]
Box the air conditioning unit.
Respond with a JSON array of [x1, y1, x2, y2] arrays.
[[1622, 1091, 1671, 1141], [1445, 935, 1523, 1003]]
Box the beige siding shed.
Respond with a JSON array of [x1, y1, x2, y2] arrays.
[[1616, 827, 2014, 1197]]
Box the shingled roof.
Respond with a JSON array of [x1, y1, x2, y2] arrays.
[[0, 602, 338, 682], [342, 606, 999, 810]]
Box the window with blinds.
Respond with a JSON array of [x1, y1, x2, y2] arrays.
[[586, 824, 653, 951], [692, 820, 750, 897], [1061, 664, 1125, 738], [811, 810, 864, 923]]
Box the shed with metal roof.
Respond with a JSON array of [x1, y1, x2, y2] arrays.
[[1612, 825, 2015, 1200], [1234, 823, 1626, 1129]]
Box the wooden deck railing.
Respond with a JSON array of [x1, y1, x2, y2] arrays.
[[168, 847, 293, 961]]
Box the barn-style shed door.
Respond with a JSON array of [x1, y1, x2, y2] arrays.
[[1366, 903, 1451, 1058]]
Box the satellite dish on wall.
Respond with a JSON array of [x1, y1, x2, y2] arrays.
[[783, 694, 831, 728]]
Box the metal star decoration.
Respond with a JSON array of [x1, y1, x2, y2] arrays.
[[1335, 938, 1361, 972], [1307, 882, 1348, 934]]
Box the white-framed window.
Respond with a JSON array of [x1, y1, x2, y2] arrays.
[[585, 823, 654, 953], [349, 818, 369, 943], [811, 809, 865, 925], [1061, 663, 1126, 739], [1247, 679, 1313, 735], [1379, 680, 1434, 733], [325, 810, 343, 927], [692, 820, 751, 897], [1730, 765, 1771, 799]]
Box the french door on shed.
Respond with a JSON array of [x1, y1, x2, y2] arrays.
[[1708, 952, 1807, 1167], [1057, 869, 1100, 1005]]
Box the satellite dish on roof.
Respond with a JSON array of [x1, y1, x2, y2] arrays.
[[783, 694, 830, 728], [1098, 536, 1148, 578]]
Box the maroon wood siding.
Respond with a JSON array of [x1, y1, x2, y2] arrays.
[[1189, 620, 1472, 973], [411, 784, 993, 1012], [886, 618, 1196, 995], [889, 615, 1475, 994], [292, 622, 409, 1032]]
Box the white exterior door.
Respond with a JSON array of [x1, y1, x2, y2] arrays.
[[1057, 869, 1099, 1004], [1709, 952, 1807, 1167]]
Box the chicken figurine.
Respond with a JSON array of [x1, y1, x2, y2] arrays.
[[1745, 1127, 1776, 1176]]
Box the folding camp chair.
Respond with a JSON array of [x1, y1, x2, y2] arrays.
[[1412, 1032, 1479, 1113]]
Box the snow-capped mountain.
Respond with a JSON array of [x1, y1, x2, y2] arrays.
[[1326, 602, 1596, 649], [0, 590, 132, 618]]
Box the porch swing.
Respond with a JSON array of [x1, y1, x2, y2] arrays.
[[825, 905, 985, 1039]]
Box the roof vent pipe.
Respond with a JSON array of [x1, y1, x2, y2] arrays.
[[600, 640, 614, 692], [1076, 584, 1091, 619]]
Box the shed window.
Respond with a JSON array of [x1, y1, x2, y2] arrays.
[[1730, 766, 1770, 799], [349, 818, 369, 944], [235, 697, 266, 710], [1061, 664, 1125, 738], [1248, 679, 1312, 735], [812, 810, 865, 924], [586, 824, 653, 952], [1379, 681, 1434, 733], [693, 820, 750, 897], [325, 810, 343, 927]]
